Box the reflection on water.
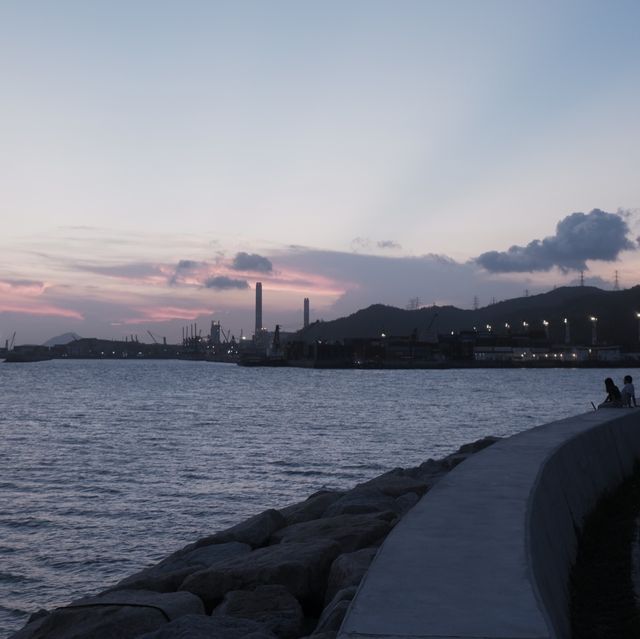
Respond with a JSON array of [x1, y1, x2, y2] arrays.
[[0, 360, 634, 634]]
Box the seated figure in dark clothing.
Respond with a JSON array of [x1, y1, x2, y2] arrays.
[[598, 377, 623, 408]]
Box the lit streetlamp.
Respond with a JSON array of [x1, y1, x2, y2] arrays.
[[542, 320, 549, 340], [636, 312, 640, 343], [589, 316, 598, 346], [564, 318, 570, 345]]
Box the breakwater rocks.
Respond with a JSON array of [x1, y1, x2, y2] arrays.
[[11, 436, 499, 639]]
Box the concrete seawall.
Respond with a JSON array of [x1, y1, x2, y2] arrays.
[[339, 408, 640, 639]]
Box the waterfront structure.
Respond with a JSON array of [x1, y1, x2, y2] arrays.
[[303, 298, 310, 328], [255, 282, 263, 340], [210, 321, 221, 345]]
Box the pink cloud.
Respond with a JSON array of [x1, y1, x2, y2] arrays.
[[255, 268, 348, 297], [121, 306, 216, 324], [0, 279, 47, 296], [0, 301, 84, 320]]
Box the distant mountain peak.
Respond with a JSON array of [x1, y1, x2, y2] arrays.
[[43, 332, 81, 347]]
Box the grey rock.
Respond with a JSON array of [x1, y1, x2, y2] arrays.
[[355, 473, 427, 498], [137, 614, 278, 639], [213, 585, 304, 639], [314, 587, 356, 634], [325, 548, 377, 605], [279, 491, 345, 525], [189, 509, 287, 550], [10, 589, 204, 639], [441, 452, 470, 469], [272, 514, 391, 553], [26, 610, 48, 624], [456, 435, 500, 455], [322, 488, 400, 518], [108, 542, 251, 593], [180, 539, 341, 609], [395, 491, 420, 514]]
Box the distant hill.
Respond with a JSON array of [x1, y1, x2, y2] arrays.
[[43, 332, 82, 347], [296, 286, 640, 348]]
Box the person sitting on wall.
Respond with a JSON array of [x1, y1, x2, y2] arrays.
[[621, 375, 637, 407], [598, 377, 623, 408]]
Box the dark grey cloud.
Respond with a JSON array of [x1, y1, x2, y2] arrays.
[[231, 252, 273, 273], [377, 240, 401, 250], [350, 237, 371, 252], [204, 276, 249, 290], [176, 259, 201, 270], [476, 209, 635, 273], [1, 278, 44, 288]]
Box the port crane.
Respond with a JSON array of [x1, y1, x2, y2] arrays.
[[425, 312, 439, 342], [146, 330, 167, 345]]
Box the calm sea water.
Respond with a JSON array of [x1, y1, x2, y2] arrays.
[[0, 360, 635, 636]]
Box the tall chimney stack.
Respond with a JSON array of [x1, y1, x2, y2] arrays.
[[303, 298, 310, 328], [255, 282, 263, 338]]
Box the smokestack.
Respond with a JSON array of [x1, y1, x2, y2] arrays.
[[255, 282, 263, 338], [304, 298, 310, 328]]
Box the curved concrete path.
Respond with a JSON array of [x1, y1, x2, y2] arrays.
[[339, 408, 640, 639]]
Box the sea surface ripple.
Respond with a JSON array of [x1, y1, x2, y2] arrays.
[[0, 360, 633, 636]]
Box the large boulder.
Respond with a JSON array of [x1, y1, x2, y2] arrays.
[[322, 488, 400, 518], [456, 435, 500, 455], [314, 587, 357, 634], [9, 589, 204, 639], [324, 548, 377, 605], [180, 539, 341, 609], [354, 472, 427, 498], [137, 614, 278, 639], [411, 458, 450, 483], [271, 514, 391, 554], [279, 491, 345, 525], [107, 542, 251, 593], [188, 509, 287, 550], [213, 585, 304, 639], [395, 492, 420, 515]]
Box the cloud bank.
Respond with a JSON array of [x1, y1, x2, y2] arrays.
[[476, 209, 635, 273], [231, 252, 273, 273], [203, 276, 249, 290]]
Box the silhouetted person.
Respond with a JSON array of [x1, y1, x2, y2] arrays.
[[621, 375, 637, 407], [599, 377, 622, 408]]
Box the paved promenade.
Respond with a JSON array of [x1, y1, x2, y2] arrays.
[[339, 408, 640, 639]]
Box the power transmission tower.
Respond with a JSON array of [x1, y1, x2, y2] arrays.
[[614, 270, 620, 290], [580, 271, 584, 287], [473, 296, 479, 311]]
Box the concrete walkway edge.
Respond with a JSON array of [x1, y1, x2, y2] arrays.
[[338, 409, 640, 639]]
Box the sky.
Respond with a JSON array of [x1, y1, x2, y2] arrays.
[[1, 1, 640, 343]]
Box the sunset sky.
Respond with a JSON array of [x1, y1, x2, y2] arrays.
[[2, 1, 640, 343]]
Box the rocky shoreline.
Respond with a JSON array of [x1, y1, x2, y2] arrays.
[[11, 436, 499, 639]]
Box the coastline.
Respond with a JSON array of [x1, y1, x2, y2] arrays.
[[10, 436, 499, 639]]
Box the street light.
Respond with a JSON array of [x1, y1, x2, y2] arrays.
[[563, 318, 570, 345], [589, 316, 598, 346], [636, 312, 640, 343], [486, 324, 492, 332], [542, 320, 549, 340]]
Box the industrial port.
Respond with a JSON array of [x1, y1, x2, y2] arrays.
[[3, 283, 640, 368]]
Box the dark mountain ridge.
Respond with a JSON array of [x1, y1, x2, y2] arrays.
[[297, 286, 640, 348]]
